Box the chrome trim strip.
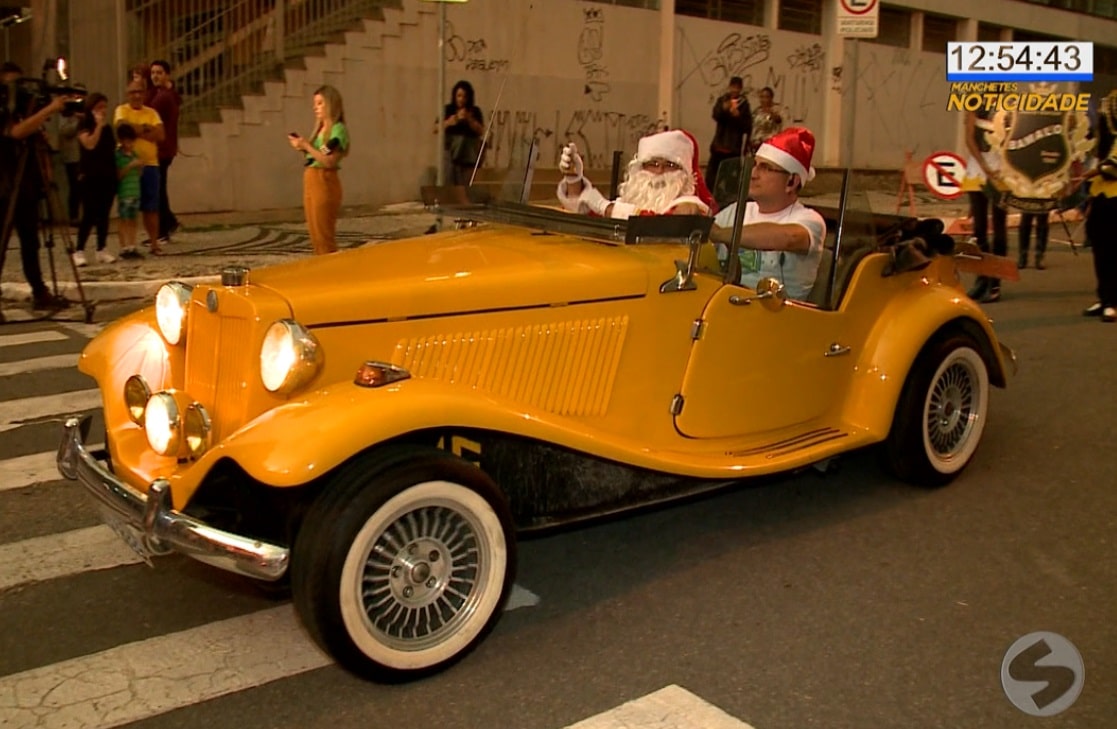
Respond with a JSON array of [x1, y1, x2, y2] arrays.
[[726, 427, 842, 457], [57, 416, 289, 581]]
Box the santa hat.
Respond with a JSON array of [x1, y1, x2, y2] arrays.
[[635, 128, 716, 213], [756, 127, 816, 184]]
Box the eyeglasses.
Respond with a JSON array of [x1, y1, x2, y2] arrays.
[[754, 160, 789, 176], [642, 159, 682, 172]]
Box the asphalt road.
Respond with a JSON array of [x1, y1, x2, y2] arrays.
[[0, 241, 1114, 729]]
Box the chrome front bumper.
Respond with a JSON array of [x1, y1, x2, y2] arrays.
[[57, 416, 289, 581]]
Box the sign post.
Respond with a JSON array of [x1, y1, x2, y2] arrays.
[[836, 0, 879, 167]]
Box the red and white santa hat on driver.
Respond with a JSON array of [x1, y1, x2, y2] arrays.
[[756, 127, 816, 184], [635, 128, 716, 213]]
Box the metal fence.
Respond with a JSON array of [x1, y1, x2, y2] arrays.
[[124, 0, 392, 131]]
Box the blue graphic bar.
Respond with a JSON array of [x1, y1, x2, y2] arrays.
[[947, 73, 1093, 82]]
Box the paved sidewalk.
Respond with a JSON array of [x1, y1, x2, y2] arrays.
[[1, 202, 437, 310], [0, 190, 1081, 316]]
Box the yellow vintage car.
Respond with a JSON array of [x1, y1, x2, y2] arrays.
[[58, 167, 1013, 682]]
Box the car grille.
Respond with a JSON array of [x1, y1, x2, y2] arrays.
[[393, 316, 629, 417], [184, 302, 254, 441]]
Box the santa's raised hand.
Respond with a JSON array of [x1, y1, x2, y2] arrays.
[[559, 142, 584, 182]]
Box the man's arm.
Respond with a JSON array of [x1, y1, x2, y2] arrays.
[[711, 221, 811, 253], [7, 97, 66, 140]]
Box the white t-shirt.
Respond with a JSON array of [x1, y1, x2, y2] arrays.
[[713, 200, 826, 300]]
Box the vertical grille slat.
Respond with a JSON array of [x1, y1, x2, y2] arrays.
[[394, 317, 628, 417], [184, 305, 254, 442]]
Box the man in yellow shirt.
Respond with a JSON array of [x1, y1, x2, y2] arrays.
[[113, 79, 165, 255]]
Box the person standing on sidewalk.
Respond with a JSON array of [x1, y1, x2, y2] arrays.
[[114, 124, 147, 259], [1017, 212, 1048, 270], [288, 84, 349, 255], [706, 76, 751, 194], [113, 79, 164, 255], [73, 93, 118, 266], [148, 60, 181, 245], [1082, 89, 1117, 322], [963, 108, 1008, 303]]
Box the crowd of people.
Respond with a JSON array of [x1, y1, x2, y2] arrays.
[[0, 58, 183, 310]]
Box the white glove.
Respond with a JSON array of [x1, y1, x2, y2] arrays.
[[560, 142, 584, 182], [578, 185, 610, 216]]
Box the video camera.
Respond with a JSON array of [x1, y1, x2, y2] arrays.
[[0, 57, 86, 127]]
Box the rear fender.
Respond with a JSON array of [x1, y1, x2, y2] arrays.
[[842, 287, 1008, 439]]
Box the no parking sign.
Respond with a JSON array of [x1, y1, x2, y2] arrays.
[[922, 152, 966, 200]]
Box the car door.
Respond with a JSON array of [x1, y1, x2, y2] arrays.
[[673, 281, 857, 439]]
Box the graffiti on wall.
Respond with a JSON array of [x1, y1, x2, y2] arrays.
[[578, 7, 611, 101], [849, 46, 944, 163], [444, 20, 511, 73], [482, 108, 662, 170]]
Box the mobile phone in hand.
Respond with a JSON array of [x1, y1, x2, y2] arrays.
[[288, 132, 300, 139]]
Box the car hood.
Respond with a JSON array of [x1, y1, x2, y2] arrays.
[[248, 225, 657, 325]]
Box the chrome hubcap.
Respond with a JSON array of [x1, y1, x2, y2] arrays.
[[362, 505, 482, 650], [927, 361, 976, 456]]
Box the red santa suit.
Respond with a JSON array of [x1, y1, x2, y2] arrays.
[[556, 129, 716, 218]]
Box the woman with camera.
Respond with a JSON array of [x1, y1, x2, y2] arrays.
[[442, 80, 485, 187]]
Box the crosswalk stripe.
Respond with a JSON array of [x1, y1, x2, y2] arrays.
[[57, 322, 105, 340], [0, 605, 332, 729], [0, 449, 94, 492], [564, 685, 756, 729], [0, 525, 144, 592], [0, 331, 68, 349], [0, 353, 79, 377], [0, 389, 102, 433]]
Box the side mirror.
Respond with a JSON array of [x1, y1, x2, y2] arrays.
[[728, 276, 787, 311]]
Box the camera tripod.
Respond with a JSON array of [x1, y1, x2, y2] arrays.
[[0, 132, 96, 324]]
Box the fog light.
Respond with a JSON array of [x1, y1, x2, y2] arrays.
[[183, 402, 211, 459], [144, 392, 182, 456], [124, 375, 151, 425]]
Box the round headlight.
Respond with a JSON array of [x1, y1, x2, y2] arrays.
[[124, 375, 151, 425], [183, 402, 211, 459], [155, 282, 193, 345], [260, 320, 322, 393], [144, 392, 182, 456]]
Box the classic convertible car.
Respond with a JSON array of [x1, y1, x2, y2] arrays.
[[58, 158, 1013, 682]]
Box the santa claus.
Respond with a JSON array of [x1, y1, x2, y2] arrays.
[[556, 129, 715, 218]]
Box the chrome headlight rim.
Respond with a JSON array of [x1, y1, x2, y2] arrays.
[[144, 392, 182, 456], [124, 375, 152, 425], [183, 402, 212, 459], [155, 282, 193, 346], [260, 319, 323, 394]]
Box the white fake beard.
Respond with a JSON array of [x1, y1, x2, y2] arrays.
[[618, 167, 693, 213]]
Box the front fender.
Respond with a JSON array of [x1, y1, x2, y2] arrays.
[[842, 284, 1009, 439]]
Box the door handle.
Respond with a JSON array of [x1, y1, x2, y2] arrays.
[[824, 343, 851, 357]]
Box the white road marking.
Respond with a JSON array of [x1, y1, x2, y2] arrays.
[[0, 353, 79, 377], [0, 526, 144, 592], [0, 449, 106, 493], [507, 583, 541, 610], [0, 389, 102, 433], [564, 685, 756, 729], [0, 331, 67, 349], [0, 605, 332, 729], [57, 322, 105, 340]]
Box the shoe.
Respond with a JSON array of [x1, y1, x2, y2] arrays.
[[1104, 307, 1117, 323], [980, 286, 1001, 304], [119, 248, 144, 260], [1084, 302, 1104, 317], [967, 277, 989, 300], [32, 292, 66, 310], [71, 250, 87, 267], [157, 236, 170, 246], [1035, 256, 1046, 270], [96, 250, 116, 264]]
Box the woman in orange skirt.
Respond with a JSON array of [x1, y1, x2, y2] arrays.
[[288, 85, 349, 254]]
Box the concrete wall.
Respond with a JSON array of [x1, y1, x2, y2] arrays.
[[151, 0, 1117, 213]]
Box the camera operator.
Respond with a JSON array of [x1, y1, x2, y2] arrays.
[[1, 61, 68, 310]]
